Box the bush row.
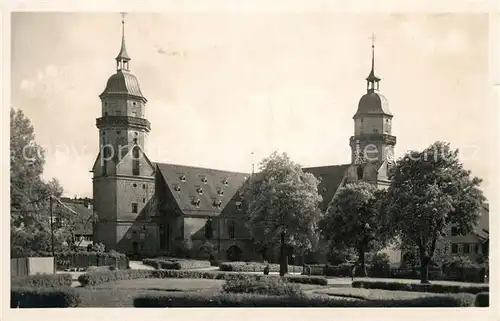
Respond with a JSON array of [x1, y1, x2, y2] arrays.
[[11, 286, 81, 308], [219, 261, 303, 273], [222, 274, 304, 297], [11, 274, 73, 288], [142, 258, 211, 270], [133, 292, 476, 307], [77, 269, 328, 287], [352, 280, 489, 294], [474, 292, 489, 307]]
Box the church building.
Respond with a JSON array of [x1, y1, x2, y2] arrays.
[[91, 20, 397, 262]]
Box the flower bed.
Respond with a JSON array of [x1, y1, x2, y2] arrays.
[[222, 274, 304, 297], [77, 269, 328, 287], [133, 292, 475, 307], [142, 258, 211, 270], [11, 286, 81, 308], [11, 273, 73, 288], [352, 280, 489, 294], [219, 261, 303, 273]]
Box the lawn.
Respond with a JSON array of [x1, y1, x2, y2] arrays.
[[75, 277, 328, 307], [312, 287, 448, 301], [76, 278, 225, 307]]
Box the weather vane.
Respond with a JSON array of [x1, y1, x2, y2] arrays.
[[120, 12, 127, 24]]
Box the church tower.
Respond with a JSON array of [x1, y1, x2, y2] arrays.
[[92, 14, 157, 254], [349, 37, 396, 168]]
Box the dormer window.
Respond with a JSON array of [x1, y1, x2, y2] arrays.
[[213, 200, 222, 208], [180, 175, 186, 182], [201, 177, 208, 184], [235, 201, 242, 211], [222, 179, 228, 186], [174, 185, 181, 192], [192, 198, 201, 207], [196, 187, 203, 195], [217, 188, 224, 196]]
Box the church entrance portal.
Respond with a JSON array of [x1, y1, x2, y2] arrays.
[[226, 245, 243, 261]]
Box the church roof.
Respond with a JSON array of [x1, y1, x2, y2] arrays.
[[354, 91, 392, 117], [474, 203, 489, 241], [156, 163, 249, 216], [56, 201, 94, 236], [303, 164, 350, 211], [100, 70, 145, 100]]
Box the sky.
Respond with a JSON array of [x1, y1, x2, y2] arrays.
[[11, 12, 496, 200]]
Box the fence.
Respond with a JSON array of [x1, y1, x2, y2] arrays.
[[54, 253, 129, 270], [11, 257, 55, 277]]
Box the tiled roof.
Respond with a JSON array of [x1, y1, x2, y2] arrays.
[[58, 202, 94, 235], [475, 204, 489, 241], [354, 92, 392, 117], [303, 164, 350, 211], [100, 70, 145, 99], [156, 163, 249, 216]]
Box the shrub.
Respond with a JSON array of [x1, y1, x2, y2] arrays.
[[285, 274, 328, 286], [142, 258, 210, 270], [352, 280, 489, 294], [78, 269, 328, 286], [369, 253, 391, 277], [474, 292, 489, 307], [11, 286, 81, 308], [223, 274, 304, 297], [323, 263, 352, 277], [219, 261, 303, 273], [133, 292, 474, 307], [11, 274, 73, 288]]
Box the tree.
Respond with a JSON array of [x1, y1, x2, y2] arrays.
[[384, 141, 485, 283], [246, 152, 323, 276], [10, 107, 66, 256], [320, 181, 390, 277]]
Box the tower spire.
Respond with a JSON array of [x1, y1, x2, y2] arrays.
[[366, 33, 380, 93], [116, 12, 130, 71]]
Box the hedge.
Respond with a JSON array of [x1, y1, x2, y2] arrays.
[[219, 261, 303, 273], [133, 292, 475, 307], [304, 264, 485, 283], [11, 274, 73, 288], [11, 286, 81, 308], [474, 292, 489, 307], [142, 258, 210, 270], [78, 269, 328, 286], [222, 274, 304, 297], [352, 280, 489, 294]]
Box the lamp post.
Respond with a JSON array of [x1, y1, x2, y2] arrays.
[[49, 196, 55, 258]]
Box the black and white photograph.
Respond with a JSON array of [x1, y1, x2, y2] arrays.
[[6, 3, 496, 312]]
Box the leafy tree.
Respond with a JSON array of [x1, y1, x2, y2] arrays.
[[10, 107, 66, 256], [246, 152, 323, 276], [320, 181, 390, 276], [384, 141, 485, 283]]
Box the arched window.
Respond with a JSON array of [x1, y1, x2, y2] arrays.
[[204, 220, 213, 239], [228, 221, 236, 239], [357, 165, 363, 180], [132, 147, 140, 176]]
